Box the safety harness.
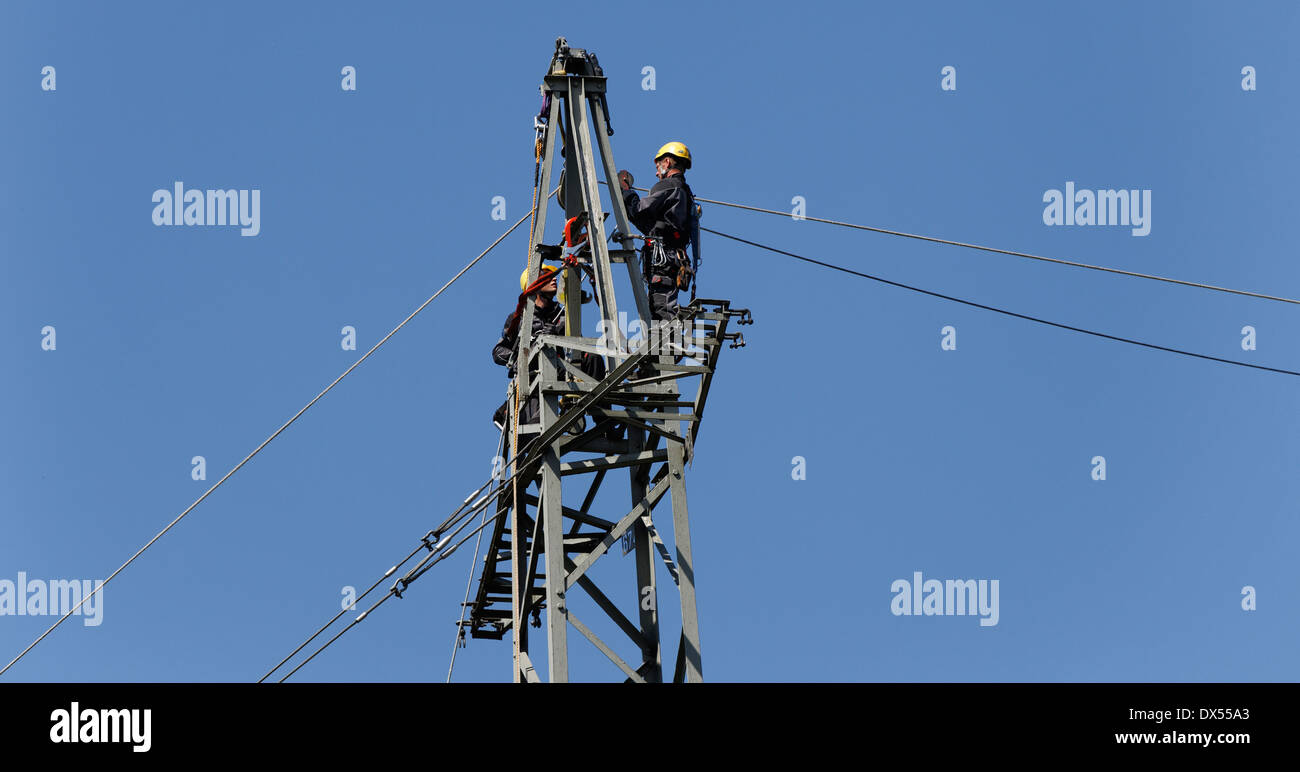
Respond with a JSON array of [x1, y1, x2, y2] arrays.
[[643, 182, 701, 299]]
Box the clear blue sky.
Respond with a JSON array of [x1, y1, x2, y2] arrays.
[[2, 0, 1297, 682]]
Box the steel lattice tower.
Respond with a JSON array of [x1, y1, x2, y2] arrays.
[[463, 38, 750, 682]]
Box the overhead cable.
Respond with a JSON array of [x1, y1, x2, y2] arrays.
[[1, 201, 546, 679], [704, 226, 1300, 379], [607, 181, 1300, 306]]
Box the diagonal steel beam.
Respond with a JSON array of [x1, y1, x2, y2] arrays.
[[639, 514, 680, 586], [568, 611, 645, 683], [567, 559, 651, 653], [570, 469, 606, 536], [566, 471, 671, 591]]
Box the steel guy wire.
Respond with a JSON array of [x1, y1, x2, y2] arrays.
[[704, 226, 1300, 378], [277, 500, 513, 682], [262, 463, 523, 682], [2, 195, 551, 679], [445, 424, 504, 683], [606, 181, 1300, 307], [258, 541, 427, 683], [269, 429, 550, 681]]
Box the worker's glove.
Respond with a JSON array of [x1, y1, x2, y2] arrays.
[[618, 170, 633, 191]]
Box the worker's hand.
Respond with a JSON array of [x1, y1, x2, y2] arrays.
[[618, 170, 633, 191]]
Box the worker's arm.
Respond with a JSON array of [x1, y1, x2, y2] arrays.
[[492, 337, 513, 367], [623, 178, 691, 237], [492, 314, 516, 368], [622, 179, 676, 233]]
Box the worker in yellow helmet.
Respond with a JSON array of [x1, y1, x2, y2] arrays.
[[519, 263, 561, 293], [494, 264, 563, 378], [491, 263, 605, 433], [618, 141, 698, 321]]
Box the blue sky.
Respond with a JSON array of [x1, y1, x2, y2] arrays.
[[2, 1, 1298, 682]]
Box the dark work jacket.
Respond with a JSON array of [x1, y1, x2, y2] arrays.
[[493, 301, 566, 378], [622, 174, 695, 249]]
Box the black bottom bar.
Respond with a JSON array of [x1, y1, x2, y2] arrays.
[[0, 683, 1282, 759]]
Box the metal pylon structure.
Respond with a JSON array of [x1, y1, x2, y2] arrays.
[[463, 38, 751, 682]]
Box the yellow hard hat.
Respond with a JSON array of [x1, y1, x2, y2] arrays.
[[654, 141, 691, 169], [521, 263, 561, 291]]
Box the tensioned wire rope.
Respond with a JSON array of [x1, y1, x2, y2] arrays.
[[446, 421, 507, 682], [267, 455, 537, 683], [258, 447, 525, 683], [703, 226, 1300, 378], [606, 181, 1300, 307], [1, 192, 556, 679], [268, 396, 597, 682], [269, 429, 674, 682]]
